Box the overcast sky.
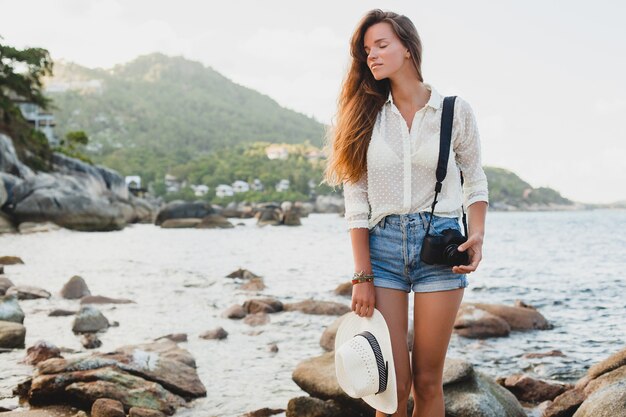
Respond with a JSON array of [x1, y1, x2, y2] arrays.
[[1, 0, 624, 204]]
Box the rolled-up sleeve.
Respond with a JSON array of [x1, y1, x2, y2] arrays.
[[453, 98, 489, 208], [342, 170, 370, 230]]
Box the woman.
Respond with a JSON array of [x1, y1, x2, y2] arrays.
[[322, 9, 489, 417]]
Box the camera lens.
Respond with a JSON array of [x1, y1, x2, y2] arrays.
[[444, 244, 468, 266]]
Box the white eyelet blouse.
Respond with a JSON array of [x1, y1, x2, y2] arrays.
[[342, 82, 489, 231]]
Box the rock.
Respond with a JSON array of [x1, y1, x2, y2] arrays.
[[80, 295, 134, 305], [6, 285, 51, 300], [154, 200, 215, 225], [454, 304, 511, 338], [283, 299, 350, 315], [49, 309, 77, 317], [522, 349, 565, 359], [586, 345, 626, 380], [542, 387, 585, 417], [240, 277, 265, 291], [572, 380, 626, 416], [0, 256, 24, 265], [21, 340, 62, 365], [442, 358, 476, 385], [243, 312, 270, 326], [286, 396, 341, 417], [72, 305, 110, 333], [256, 207, 282, 226], [334, 281, 352, 297], [583, 365, 626, 397], [0, 275, 15, 294], [199, 327, 228, 340], [81, 333, 102, 349], [128, 407, 166, 417], [17, 221, 62, 234], [112, 339, 198, 369], [0, 320, 26, 348], [443, 370, 527, 417], [60, 276, 91, 299], [291, 351, 348, 400], [0, 404, 85, 417], [243, 298, 283, 314], [501, 374, 570, 403], [282, 211, 301, 226], [268, 343, 278, 353], [468, 302, 552, 330], [196, 214, 234, 229], [160, 218, 202, 228], [226, 268, 261, 280], [91, 398, 125, 417], [0, 293, 25, 323], [154, 333, 187, 343], [320, 315, 348, 352], [0, 211, 17, 234], [221, 304, 247, 319]]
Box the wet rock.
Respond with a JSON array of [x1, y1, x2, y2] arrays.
[[199, 327, 228, 340], [286, 396, 341, 417], [334, 281, 352, 297], [72, 306, 109, 333], [80, 333, 102, 349], [154, 333, 187, 343], [542, 387, 585, 417], [468, 302, 551, 330], [243, 298, 283, 314], [21, 340, 63, 365], [91, 398, 125, 417], [268, 343, 278, 353], [226, 268, 261, 280], [221, 304, 246, 319], [573, 380, 626, 416], [240, 277, 265, 291], [0, 256, 24, 265], [196, 214, 234, 229], [319, 315, 347, 352], [0, 294, 25, 323], [0, 404, 86, 416], [6, 285, 51, 300], [0, 320, 26, 348], [49, 309, 77, 317], [523, 349, 565, 359], [60, 276, 91, 299], [80, 295, 134, 305], [128, 407, 166, 417], [0, 275, 14, 294], [283, 299, 350, 316], [160, 218, 201, 228], [500, 374, 570, 403], [454, 304, 511, 338], [154, 200, 214, 226], [243, 312, 270, 326], [586, 345, 626, 380], [282, 210, 301, 226]]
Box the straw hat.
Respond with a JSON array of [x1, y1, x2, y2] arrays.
[[334, 308, 397, 414]]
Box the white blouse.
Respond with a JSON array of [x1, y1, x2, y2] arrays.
[[342, 82, 489, 231]]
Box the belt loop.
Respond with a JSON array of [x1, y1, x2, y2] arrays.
[[381, 216, 386, 229]]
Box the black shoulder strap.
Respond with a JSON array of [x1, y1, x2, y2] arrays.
[[424, 96, 468, 237]]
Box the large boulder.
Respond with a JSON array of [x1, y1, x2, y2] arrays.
[[0, 319, 26, 348], [154, 201, 215, 225], [0, 293, 25, 323]]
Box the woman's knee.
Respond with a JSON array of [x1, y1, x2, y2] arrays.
[[412, 372, 443, 398], [396, 377, 412, 402]]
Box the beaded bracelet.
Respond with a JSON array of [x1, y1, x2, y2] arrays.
[[352, 270, 374, 285]]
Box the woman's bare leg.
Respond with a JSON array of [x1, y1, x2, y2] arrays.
[[410, 288, 464, 417], [374, 286, 411, 417]]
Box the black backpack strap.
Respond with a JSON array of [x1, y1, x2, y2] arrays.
[[425, 96, 468, 237]]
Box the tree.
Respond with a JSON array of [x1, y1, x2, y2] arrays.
[[0, 36, 53, 123]]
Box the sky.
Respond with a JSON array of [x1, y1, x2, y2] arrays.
[[1, 0, 624, 204]]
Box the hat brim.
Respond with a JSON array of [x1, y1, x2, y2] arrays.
[[335, 308, 397, 414]]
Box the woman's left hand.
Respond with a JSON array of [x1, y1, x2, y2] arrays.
[[452, 233, 483, 274]]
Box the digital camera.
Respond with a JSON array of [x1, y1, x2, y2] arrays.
[[420, 228, 470, 266]]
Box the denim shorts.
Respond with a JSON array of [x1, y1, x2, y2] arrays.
[[368, 211, 469, 293]]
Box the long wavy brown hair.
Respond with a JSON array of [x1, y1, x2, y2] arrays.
[[322, 9, 424, 188]]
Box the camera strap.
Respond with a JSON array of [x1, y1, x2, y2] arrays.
[[424, 96, 469, 237]]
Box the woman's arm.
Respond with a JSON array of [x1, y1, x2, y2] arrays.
[[452, 201, 487, 274]]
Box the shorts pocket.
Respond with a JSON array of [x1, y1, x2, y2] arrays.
[[428, 215, 461, 236]]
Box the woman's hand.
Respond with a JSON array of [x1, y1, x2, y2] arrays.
[[452, 233, 483, 274], [351, 281, 376, 317]]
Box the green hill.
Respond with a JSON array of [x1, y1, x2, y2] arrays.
[[45, 53, 325, 183]]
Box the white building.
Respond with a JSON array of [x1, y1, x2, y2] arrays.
[[232, 180, 250, 193], [275, 179, 290, 192], [251, 178, 264, 192], [164, 174, 181, 193], [191, 184, 210, 197], [265, 144, 289, 160], [216, 184, 234, 198]]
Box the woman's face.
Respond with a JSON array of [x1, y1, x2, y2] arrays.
[[363, 22, 408, 80]]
